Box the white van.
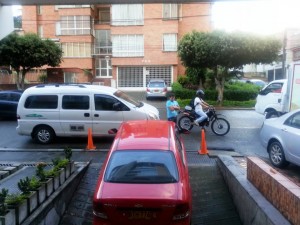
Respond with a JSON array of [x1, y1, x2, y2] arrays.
[[255, 79, 288, 118], [16, 84, 159, 144]]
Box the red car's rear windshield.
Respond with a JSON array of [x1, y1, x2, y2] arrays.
[[104, 150, 179, 184]]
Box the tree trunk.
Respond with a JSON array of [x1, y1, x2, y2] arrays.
[[16, 71, 21, 90], [214, 67, 225, 106], [21, 70, 26, 90]]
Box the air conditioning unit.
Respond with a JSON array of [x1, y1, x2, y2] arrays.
[[92, 82, 104, 86]]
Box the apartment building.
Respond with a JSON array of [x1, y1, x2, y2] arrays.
[[22, 4, 212, 90]]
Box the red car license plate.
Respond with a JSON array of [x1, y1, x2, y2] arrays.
[[127, 211, 157, 220]]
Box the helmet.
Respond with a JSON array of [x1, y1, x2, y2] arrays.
[[196, 89, 205, 98]]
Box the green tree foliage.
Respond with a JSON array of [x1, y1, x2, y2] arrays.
[[178, 30, 282, 104], [0, 33, 63, 90]]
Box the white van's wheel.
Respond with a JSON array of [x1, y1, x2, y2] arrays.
[[265, 111, 278, 119], [34, 126, 55, 144]]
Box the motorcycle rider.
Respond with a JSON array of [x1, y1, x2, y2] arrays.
[[193, 89, 210, 126]]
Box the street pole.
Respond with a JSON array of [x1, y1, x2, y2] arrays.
[[282, 29, 287, 78]]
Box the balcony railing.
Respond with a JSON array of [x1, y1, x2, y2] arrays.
[[93, 44, 112, 56]]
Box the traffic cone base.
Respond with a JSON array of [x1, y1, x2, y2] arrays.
[[198, 128, 209, 155], [86, 128, 96, 150]]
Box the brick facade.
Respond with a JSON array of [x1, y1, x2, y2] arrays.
[[21, 3, 212, 89]]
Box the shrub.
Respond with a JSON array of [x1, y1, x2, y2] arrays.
[[29, 176, 41, 190], [0, 188, 8, 216], [17, 177, 31, 195], [5, 194, 26, 206], [36, 162, 47, 181], [64, 146, 72, 161]]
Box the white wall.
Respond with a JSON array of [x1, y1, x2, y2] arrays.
[[0, 6, 14, 40]]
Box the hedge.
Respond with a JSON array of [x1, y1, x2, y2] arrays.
[[171, 82, 258, 101]]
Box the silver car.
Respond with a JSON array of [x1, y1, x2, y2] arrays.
[[260, 109, 300, 168], [146, 79, 167, 99]]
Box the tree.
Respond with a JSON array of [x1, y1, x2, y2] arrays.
[[0, 33, 63, 90], [178, 30, 282, 104]]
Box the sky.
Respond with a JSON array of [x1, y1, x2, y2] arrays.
[[212, 0, 300, 35]]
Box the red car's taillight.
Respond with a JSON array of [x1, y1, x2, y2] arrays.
[[93, 203, 108, 219], [172, 203, 190, 220]]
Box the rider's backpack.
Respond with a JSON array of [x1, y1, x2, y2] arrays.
[[189, 97, 196, 110]]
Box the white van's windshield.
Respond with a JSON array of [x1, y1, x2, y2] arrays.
[[114, 90, 143, 107]]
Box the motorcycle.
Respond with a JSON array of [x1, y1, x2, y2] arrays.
[[177, 105, 230, 136]]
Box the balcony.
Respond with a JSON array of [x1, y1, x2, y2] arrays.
[[92, 43, 112, 56]]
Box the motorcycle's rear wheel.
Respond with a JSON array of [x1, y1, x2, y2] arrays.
[[178, 116, 193, 131], [211, 118, 230, 136]]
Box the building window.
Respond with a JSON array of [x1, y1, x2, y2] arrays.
[[37, 5, 42, 15], [61, 43, 91, 57], [98, 7, 110, 24], [163, 33, 177, 51], [57, 16, 91, 35], [94, 30, 112, 55], [112, 35, 144, 57], [38, 25, 43, 38], [64, 72, 77, 83], [163, 4, 180, 19], [95, 58, 112, 77], [112, 4, 144, 26]]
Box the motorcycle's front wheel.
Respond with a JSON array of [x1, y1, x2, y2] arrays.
[[178, 115, 193, 131], [211, 118, 230, 136]]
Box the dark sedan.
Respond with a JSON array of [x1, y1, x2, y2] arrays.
[[0, 90, 23, 119]]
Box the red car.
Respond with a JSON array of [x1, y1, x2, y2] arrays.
[[93, 120, 192, 225]]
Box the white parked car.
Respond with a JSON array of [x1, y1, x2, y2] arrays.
[[260, 109, 300, 168]]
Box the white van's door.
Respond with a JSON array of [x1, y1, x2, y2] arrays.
[[92, 94, 125, 135], [60, 94, 93, 136], [255, 80, 286, 114]]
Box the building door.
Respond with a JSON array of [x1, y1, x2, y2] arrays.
[[117, 66, 172, 89]]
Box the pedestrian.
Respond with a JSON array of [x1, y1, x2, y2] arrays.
[[166, 92, 180, 122], [193, 89, 210, 126]]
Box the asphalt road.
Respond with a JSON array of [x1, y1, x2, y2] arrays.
[[0, 94, 267, 159]]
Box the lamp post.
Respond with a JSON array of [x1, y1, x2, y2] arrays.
[[272, 61, 276, 81]]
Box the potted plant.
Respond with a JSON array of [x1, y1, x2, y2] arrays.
[[5, 193, 27, 225], [64, 146, 75, 175], [0, 188, 15, 225], [36, 162, 53, 197], [52, 157, 66, 186], [45, 165, 60, 191], [29, 176, 46, 205], [18, 177, 38, 215]]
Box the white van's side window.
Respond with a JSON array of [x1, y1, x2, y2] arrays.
[[25, 95, 58, 109], [62, 95, 90, 110], [94, 94, 129, 111]]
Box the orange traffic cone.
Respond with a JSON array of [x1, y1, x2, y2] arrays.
[[198, 128, 208, 155], [86, 128, 96, 150]]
